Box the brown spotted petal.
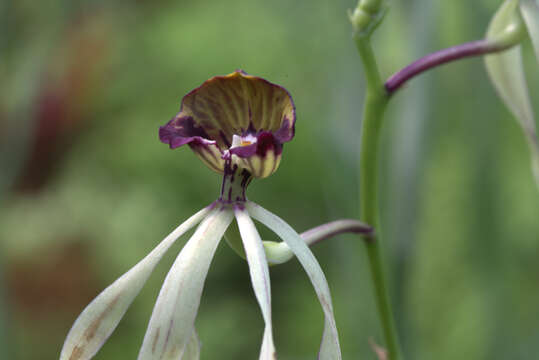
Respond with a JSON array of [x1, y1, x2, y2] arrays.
[[137, 208, 233, 359], [159, 71, 295, 178], [60, 207, 211, 360]]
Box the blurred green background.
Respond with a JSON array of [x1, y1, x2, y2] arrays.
[[1, 0, 538, 359]]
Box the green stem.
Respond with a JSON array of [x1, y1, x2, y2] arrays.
[[355, 36, 403, 360]]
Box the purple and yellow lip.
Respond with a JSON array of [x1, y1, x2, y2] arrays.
[[159, 70, 296, 178]]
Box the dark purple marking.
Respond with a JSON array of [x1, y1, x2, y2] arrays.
[[159, 116, 214, 149], [218, 163, 252, 203], [385, 39, 504, 94], [247, 121, 257, 134], [219, 130, 231, 148], [240, 169, 251, 188], [219, 160, 250, 203], [257, 132, 282, 156], [274, 116, 294, 143], [234, 202, 246, 211], [230, 163, 237, 183], [219, 159, 233, 201]]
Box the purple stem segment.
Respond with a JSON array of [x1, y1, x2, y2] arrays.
[[301, 219, 374, 247], [385, 39, 503, 94]]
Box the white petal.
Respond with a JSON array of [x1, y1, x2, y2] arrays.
[[484, 45, 539, 188], [245, 201, 342, 360], [485, 0, 539, 188], [485, 0, 534, 135], [235, 208, 276, 360], [138, 208, 233, 360], [521, 0, 539, 62], [181, 329, 201, 360], [485, 45, 536, 137], [60, 206, 212, 360]]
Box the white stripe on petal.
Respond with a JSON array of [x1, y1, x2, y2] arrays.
[[235, 208, 276, 360], [60, 206, 212, 360], [138, 207, 233, 360], [245, 201, 342, 360]]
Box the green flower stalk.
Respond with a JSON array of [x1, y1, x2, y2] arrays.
[[60, 71, 372, 360], [348, 1, 539, 359], [349, 2, 400, 360]]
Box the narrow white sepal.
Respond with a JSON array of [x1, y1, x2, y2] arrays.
[[521, 0, 539, 62], [181, 329, 201, 360], [60, 206, 212, 360], [137, 208, 233, 360], [235, 208, 276, 360], [245, 201, 342, 360]]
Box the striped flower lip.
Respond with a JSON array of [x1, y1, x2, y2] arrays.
[[159, 70, 296, 179]]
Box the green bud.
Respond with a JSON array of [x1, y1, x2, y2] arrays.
[[262, 241, 293, 265], [349, 0, 388, 36]]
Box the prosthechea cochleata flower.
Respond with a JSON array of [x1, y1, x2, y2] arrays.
[[60, 70, 373, 360]]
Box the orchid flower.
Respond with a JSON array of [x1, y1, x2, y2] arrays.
[[60, 71, 372, 360]]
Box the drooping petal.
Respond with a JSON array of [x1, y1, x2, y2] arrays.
[[521, 0, 539, 61], [485, 44, 535, 136], [235, 207, 276, 360], [485, 44, 536, 128], [245, 202, 342, 360], [137, 207, 233, 360], [60, 206, 212, 360], [485, 0, 539, 189]]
